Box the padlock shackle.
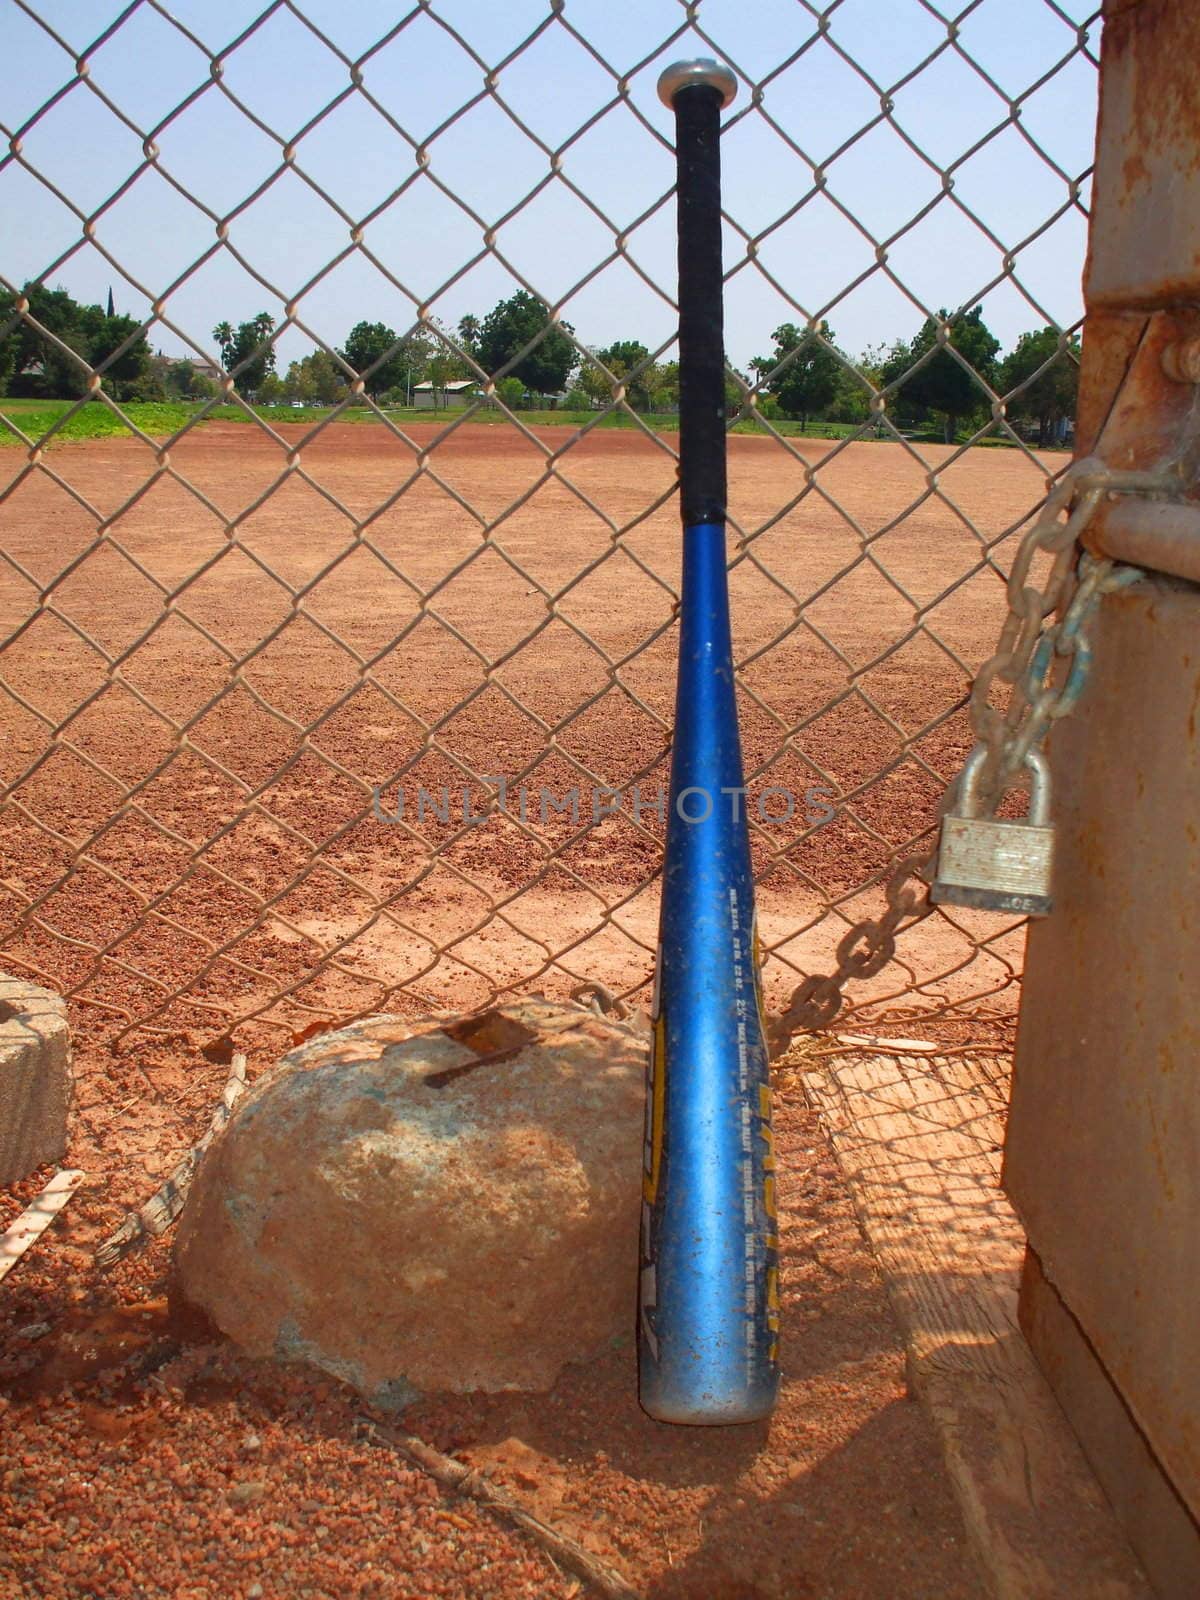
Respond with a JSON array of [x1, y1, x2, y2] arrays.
[[956, 743, 1051, 825]]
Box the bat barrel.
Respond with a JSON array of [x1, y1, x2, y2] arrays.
[[639, 60, 780, 1427]]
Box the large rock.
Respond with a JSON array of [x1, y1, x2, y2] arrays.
[[0, 973, 71, 1186], [174, 998, 645, 1402]]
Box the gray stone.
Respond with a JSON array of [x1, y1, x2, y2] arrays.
[[0, 974, 72, 1185], [174, 998, 646, 1401]]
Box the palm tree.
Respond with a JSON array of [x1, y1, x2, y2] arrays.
[[457, 314, 480, 355], [212, 321, 234, 366]]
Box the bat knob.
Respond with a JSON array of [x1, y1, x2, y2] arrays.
[[657, 58, 738, 110]]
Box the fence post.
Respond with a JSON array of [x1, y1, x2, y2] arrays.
[[1004, 4, 1200, 1590]]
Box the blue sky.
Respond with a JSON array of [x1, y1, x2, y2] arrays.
[[0, 0, 1101, 377]]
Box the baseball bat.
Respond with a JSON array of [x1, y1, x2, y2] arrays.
[[638, 59, 780, 1426]]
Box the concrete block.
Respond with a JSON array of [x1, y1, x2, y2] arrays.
[[0, 974, 71, 1186]]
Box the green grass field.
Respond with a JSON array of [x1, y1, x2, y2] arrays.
[[0, 397, 336, 446], [0, 395, 1033, 451], [0, 395, 836, 445]]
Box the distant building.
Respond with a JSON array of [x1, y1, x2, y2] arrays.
[[153, 350, 222, 384], [183, 355, 221, 383], [410, 379, 479, 409]]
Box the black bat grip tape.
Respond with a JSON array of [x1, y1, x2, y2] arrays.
[[672, 83, 727, 530]]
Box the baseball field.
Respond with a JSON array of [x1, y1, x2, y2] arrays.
[[0, 417, 1049, 1055]]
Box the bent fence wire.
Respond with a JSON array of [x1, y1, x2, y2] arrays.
[[0, 0, 1099, 1051]]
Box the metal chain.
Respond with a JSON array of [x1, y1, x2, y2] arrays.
[[769, 456, 1170, 1047], [966, 457, 1168, 796]]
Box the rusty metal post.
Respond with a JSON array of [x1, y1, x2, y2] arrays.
[[1004, 4, 1200, 1591]]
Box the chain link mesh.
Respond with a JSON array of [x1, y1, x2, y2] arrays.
[[0, 0, 1102, 1055]]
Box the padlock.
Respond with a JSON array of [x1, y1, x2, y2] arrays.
[[930, 744, 1054, 916]]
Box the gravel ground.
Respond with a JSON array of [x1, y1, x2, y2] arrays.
[[0, 1081, 986, 1600]]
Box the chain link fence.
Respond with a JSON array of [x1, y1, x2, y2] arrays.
[[0, 0, 1100, 1055]]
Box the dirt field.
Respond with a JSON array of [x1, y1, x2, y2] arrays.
[[0, 419, 1055, 1596], [0, 418, 1051, 1050]]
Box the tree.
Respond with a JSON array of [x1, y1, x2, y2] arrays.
[[477, 291, 576, 396], [342, 320, 403, 397], [999, 327, 1079, 446], [158, 359, 217, 402], [576, 341, 652, 409], [599, 338, 650, 371], [166, 359, 198, 398], [597, 340, 656, 409], [823, 342, 890, 427], [17, 284, 83, 358], [577, 350, 615, 407], [750, 321, 841, 431], [2, 284, 154, 400], [426, 345, 468, 406], [0, 289, 19, 395], [653, 359, 680, 412], [457, 314, 481, 356], [85, 310, 153, 392], [112, 360, 165, 402], [283, 349, 348, 406], [4, 285, 89, 398], [341, 322, 434, 400], [496, 376, 525, 411], [212, 313, 276, 396], [725, 367, 750, 419], [883, 306, 1000, 443]]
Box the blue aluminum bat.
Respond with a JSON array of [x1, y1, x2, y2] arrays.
[[638, 60, 780, 1426]]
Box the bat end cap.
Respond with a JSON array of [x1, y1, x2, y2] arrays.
[[657, 58, 738, 111], [639, 1386, 779, 1426]]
